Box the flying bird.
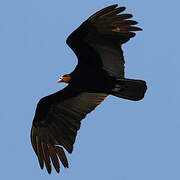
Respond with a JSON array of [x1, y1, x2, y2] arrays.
[[31, 4, 147, 174]]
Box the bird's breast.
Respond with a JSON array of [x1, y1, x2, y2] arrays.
[[70, 69, 116, 93]]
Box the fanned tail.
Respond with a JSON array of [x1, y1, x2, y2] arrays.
[[111, 78, 147, 101]]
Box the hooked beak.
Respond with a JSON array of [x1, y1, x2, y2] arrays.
[[57, 77, 63, 83]]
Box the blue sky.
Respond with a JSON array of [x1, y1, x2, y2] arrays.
[[1, 0, 180, 179]]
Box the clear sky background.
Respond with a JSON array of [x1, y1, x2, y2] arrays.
[[0, 0, 179, 179]]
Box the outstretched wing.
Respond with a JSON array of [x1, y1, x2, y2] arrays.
[[87, 4, 141, 43], [66, 4, 142, 78], [31, 85, 108, 174]]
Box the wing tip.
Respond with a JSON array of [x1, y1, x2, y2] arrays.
[[88, 4, 119, 22]]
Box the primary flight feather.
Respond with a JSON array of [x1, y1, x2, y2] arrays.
[[31, 4, 147, 174]]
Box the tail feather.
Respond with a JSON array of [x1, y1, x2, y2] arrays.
[[111, 78, 147, 101]]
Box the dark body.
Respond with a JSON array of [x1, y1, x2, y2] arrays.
[[31, 4, 147, 174], [67, 22, 117, 92]]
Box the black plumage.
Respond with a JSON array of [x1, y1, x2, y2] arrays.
[[31, 4, 147, 174]]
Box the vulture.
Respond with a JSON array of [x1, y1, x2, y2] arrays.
[[31, 4, 147, 174]]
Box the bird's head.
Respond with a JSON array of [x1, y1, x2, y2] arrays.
[[57, 74, 71, 83]]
